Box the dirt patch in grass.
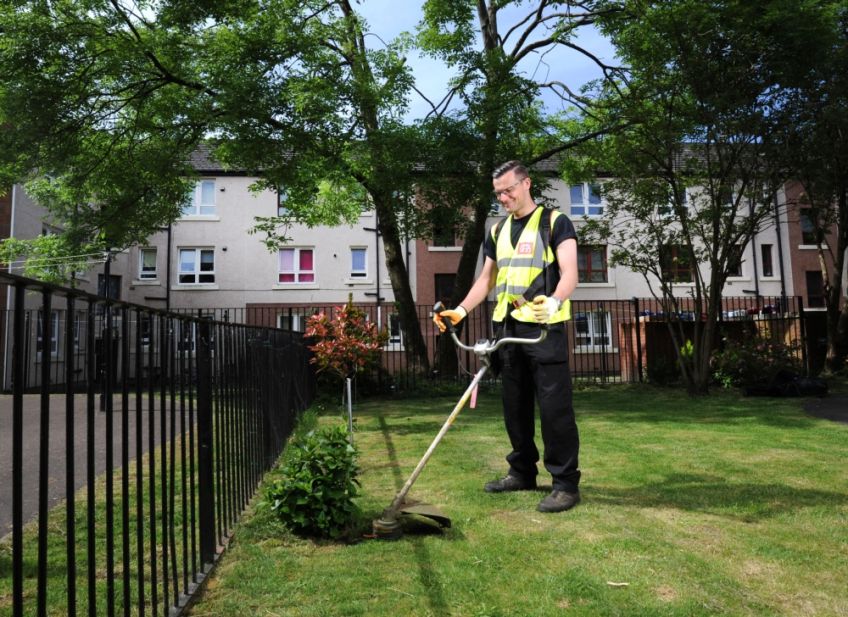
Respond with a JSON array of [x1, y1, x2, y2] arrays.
[[655, 585, 677, 602]]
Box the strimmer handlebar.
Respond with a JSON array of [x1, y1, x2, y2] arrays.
[[433, 302, 547, 356]]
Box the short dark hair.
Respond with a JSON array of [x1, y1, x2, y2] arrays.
[[492, 160, 529, 180]]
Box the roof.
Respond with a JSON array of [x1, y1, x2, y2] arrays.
[[188, 143, 228, 173]]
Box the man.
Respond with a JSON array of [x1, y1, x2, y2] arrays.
[[434, 160, 581, 513]]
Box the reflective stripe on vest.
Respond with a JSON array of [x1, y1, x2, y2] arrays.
[[492, 207, 571, 323]]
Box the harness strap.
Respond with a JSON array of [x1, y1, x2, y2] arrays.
[[493, 208, 555, 306]]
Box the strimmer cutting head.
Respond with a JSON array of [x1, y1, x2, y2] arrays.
[[372, 501, 451, 540]]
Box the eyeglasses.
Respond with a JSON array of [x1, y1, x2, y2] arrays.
[[493, 179, 524, 198]]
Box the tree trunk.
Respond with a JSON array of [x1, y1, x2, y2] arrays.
[[372, 193, 430, 372], [824, 189, 847, 372], [825, 285, 847, 373], [336, 2, 430, 372]]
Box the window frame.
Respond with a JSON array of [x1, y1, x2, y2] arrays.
[[138, 247, 158, 281], [182, 179, 217, 217], [36, 310, 60, 356], [799, 208, 822, 246], [276, 312, 305, 332], [727, 245, 745, 278], [277, 189, 289, 216], [658, 187, 688, 218], [350, 247, 368, 279], [178, 248, 216, 285], [573, 310, 613, 352], [577, 245, 608, 284], [660, 244, 694, 284], [805, 270, 825, 308], [569, 182, 603, 217], [278, 247, 315, 284], [760, 243, 774, 278], [386, 313, 403, 348]]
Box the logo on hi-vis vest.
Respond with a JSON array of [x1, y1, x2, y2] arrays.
[[517, 242, 534, 255]]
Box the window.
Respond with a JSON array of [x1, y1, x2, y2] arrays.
[[727, 245, 744, 278], [73, 312, 84, 351], [139, 248, 158, 280], [800, 208, 821, 245], [761, 244, 774, 278], [574, 311, 611, 350], [806, 270, 825, 308], [660, 245, 693, 283], [718, 187, 735, 209], [432, 219, 457, 246], [350, 247, 367, 278], [183, 179, 216, 216], [388, 313, 402, 346], [577, 245, 608, 283], [278, 248, 314, 283], [434, 273, 456, 308], [277, 190, 289, 216], [177, 321, 197, 353], [97, 274, 122, 299], [658, 188, 687, 218], [36, 310, 59, 355], [179, 248, 215, 284], [277, 312, 304, 332], [569, 183, 602, 217], [139, 314, 153, 346]]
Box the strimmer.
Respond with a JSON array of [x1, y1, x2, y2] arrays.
[[372, 302, 546, 539]]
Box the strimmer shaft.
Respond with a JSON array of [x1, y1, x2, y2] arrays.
[[385, 364, 489, 516]]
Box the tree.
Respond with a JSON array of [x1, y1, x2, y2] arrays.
[[305, 299, 387, 384], [570, 0, 820, 394], [416, 0, 625, 308], [0, 235, 96, 284], [774, 1, 848, 372], [413, 1, 624, 377], [0, 0, 432, 368]]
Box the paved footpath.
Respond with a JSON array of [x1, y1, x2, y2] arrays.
[[0, 394, 169, 539]]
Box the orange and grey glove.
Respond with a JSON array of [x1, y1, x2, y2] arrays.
[[530, 295, 562, 324], [433, 306, 467, 333]]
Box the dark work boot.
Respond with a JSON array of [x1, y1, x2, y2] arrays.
[[537, 490, 580, 513], [484, 474, 536, 493]]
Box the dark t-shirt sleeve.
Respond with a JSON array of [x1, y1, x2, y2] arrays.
[[483, 211, 577, 261], [551, 213, 578, 249], [483, 223, 498, 261]]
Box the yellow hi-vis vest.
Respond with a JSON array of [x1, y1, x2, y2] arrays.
[[492, 207, 572, 323]]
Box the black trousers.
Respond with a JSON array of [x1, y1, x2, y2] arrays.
[[498, 319, 580, 492]]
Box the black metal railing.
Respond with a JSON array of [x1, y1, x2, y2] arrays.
[[0, 272, 315, 617], [0, 295, 810, 396], [191, 296, 805, 389]]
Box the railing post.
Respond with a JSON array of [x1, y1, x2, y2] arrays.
[[797, 296, 808, 376], [633, 297, 643, 384], [64, 296, 77, 616], [599, 302, 608, 383], [38, 289, 52, 616], [196, 317, 216, 566], [12, 283, 25, 617]]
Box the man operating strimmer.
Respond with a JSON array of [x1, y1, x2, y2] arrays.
[[434, 160, 581, 513]]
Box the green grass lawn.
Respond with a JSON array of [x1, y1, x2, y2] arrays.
[[189, 384, 848, 617]]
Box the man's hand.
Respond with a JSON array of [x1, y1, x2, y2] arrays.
[[433, 306, 467, 333], [531, 295, 562, 324]]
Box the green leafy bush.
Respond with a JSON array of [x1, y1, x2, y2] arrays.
[[712, 336, 801, 389], [266, 425, 360, 539]]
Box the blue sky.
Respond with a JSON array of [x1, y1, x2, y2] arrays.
[[355, 0, 617, 120]]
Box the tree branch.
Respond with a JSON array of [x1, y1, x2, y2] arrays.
[[527, 122, 635, 166], [108, 0, 219, 98]]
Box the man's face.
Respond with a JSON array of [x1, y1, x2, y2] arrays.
[[493, 170, 531, 215]]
